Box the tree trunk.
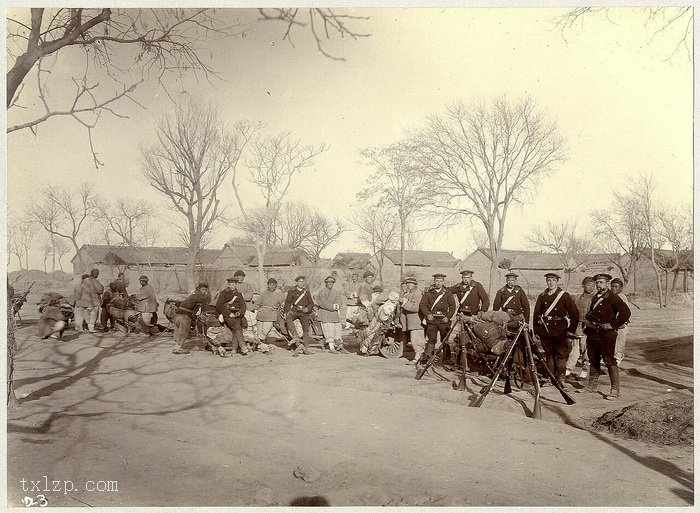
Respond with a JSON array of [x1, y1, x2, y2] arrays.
[[663, 272, 669, 307], [650, 248, 664, 309], [25, 252, 29, 270], [255, 237, 267, 294], [400, 216, 406, 280], [7, 294, 18, 408], [671, 270, 679, 292], [186, 245, 199, 294]]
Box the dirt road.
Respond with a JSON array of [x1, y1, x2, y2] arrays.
[[7, 308, 693, 507]]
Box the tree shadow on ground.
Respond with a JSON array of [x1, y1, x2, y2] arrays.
[[289, 495, 330, 506], [640, 336, 693, 367]]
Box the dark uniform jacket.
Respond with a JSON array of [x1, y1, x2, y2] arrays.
[[533, 287, 579, 338], [419, 286, 456, 325], [493, 285, 530, 321], [177, 292, 212, 318], [448, 280, 489, 315], [284, 287, 315, 315], [584, 290, 631, 331], [216, 288, 247, 317]]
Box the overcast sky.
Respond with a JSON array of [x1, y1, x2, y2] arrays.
[[5, 6, 693, 273]]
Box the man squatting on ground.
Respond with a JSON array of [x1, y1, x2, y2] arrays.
[[583, 273, 631, 399], [418, 273, 456, 364], [533, 272, 579, 389], [285, 275, 315, 357], [256, 278, 285, 347], [315, 275, 349, 354], [566, 276, 596, 378], [172, 283, 211, 355], [216, 277, 248, 356]]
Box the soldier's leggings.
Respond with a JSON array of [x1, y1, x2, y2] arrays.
[[586, 330, 617, 376], [224, 317, 246, 352], [425, 322, 450, 355], [285, 311, 312, 347]]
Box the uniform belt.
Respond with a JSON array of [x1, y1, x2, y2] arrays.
[[505, 308, 523, 314], [543, 315, 565, 321]]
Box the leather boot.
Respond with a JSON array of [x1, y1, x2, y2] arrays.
[[585, 371, 599, 393], [607, 365, 620, 399]]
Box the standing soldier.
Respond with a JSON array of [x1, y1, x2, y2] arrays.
[[256, 278, 285, 347], [400, 276, 425, 366], [533, 272, 579, 389], [448, 270, 489, 363], [172, 283, 211, 355], [419, 273, 456, 364], [493, 272, 530, 324], [344, 272, 361, 328], [234, 270, 256, 345], [216, 277, 248, 356], [584, 274, 631, 398], [566, 276, 596, 378], [134, 275, 158, 326], [610, 278, 631, 367], [316, 275, 349, 354], [284, 275, 315, 357]]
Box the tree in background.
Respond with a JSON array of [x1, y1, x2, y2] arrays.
[[95, 198, 159, 247], [359, 141, 433, 279], [350, 207, 399, 286], [656, 203, 693, 301], [528, 220, 594, 289], [232, 131, 327, 292], [141, 101, 246, 292], [30, 183, 98, 274], [8, 216, 34, 269], [411, 96, 567, 298], [7, 8, 369, 167]]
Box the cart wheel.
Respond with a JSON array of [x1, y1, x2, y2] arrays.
[[379, 336, 404, 359]]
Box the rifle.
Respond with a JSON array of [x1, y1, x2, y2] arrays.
[[523, 328, 542, 419], [415, 318, 460, 380], [524, 329, 576, 406], [12, 281, 35, 319]]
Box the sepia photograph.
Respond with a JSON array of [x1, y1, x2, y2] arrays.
[[4, 5, 694, 508]]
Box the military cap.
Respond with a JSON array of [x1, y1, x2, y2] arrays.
[[372, 285, 383, 293], [504, 272, 518, 279], [544, 272, 561, 280], [196, 282, 209, 289], [295, 275, 306, 282], [594, 273, 613, 282], [582, 276, 595, 285], [267, 278, 277, 284], [226, 276, 237, 283], [139, 275, 149, 281], [363, 270, 375, 279], [233, 270, 246, 277], [610, 278, 624, 286], [460, 270, 474, 276], [324, 275, 336, 283], [405, 277, 418, 285], [400, 277, 408, 285], [432, 273, 447, 279]]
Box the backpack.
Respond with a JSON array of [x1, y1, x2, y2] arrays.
[[472, 321, 507, 351]]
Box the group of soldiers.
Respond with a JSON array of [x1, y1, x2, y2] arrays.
[[395, 269, 631, 399]]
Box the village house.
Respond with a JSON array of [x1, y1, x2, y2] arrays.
[[373, 249, 461, 288]]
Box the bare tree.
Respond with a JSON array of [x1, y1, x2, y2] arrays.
[[231, 132, 327, 291], [95, 198, 159, 247], [631, 174, 663, 307], [41, 240, 53, 275], [410, 96, 567, 298], [350, 207, 399, 286], [528, 220, 595, 288], [360, 141, 434, 277], [53, 237, 70, 272], [141, 101, 250, 291], [656, 203, 693, 300], [552, 7, 692, 61], [304, 212, 347, 265], [7, 8, 369, 167], [591, 189, 648, 292], [7, 220, 25, 269], [30, 183, 98, 274]]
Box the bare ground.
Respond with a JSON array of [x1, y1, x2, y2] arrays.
[[7, 304, 693, 507]]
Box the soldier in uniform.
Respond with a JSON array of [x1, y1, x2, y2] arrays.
[[315, 275, 349, 354], [447, 270, 489, 365], [419, 273, 456, 364], [566, 276, 596, 378], [610, 277, 631, 367], [583, 273, 631, 398], [216, 277, 248, 356], [493, 272, 530, 324], [533, 272, 579, 388], [284, 275, 316, 357], [400, 276, 425, 366], [234, 270, 256, 345], [172, 283, 211, 355], [256, 278, 285, 346]]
